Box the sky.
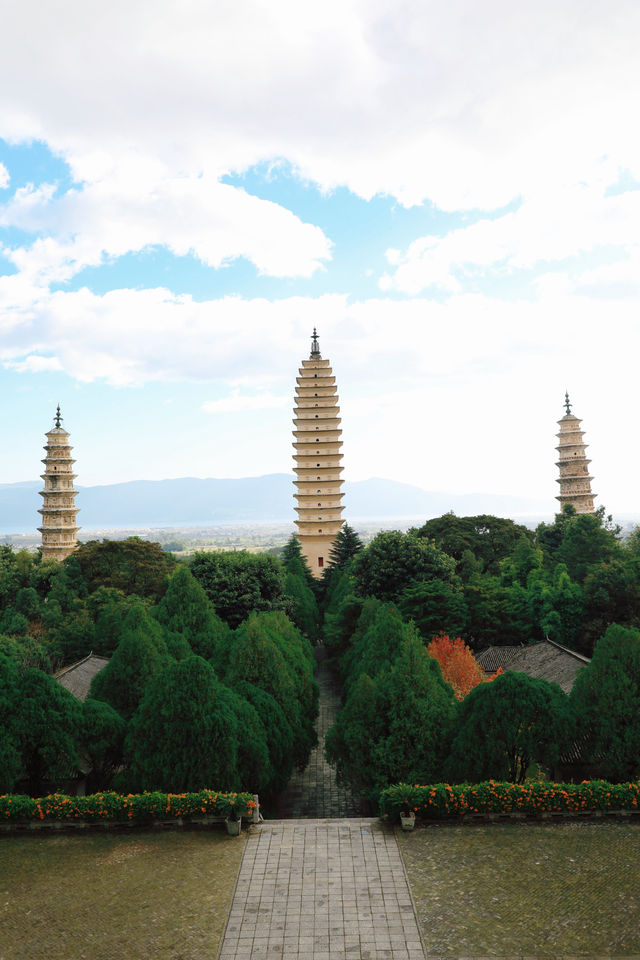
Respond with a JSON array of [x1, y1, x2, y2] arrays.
[[1, 0, 640, 516]]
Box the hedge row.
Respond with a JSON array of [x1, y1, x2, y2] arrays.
[[0, 790, 256, 823], [378, 780, 640, 822]]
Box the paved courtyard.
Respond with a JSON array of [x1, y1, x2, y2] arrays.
[[218, 819, 426, 960]]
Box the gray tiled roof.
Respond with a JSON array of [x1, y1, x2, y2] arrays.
[[475, 645, 524, 673], [475, 639, 589, 694], [55, 653, 110, 702], [504, 638, 590, 694]]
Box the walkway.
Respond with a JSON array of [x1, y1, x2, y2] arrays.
[[218, 819, 426, 960], [218, 648, 427, 959], [275, 645, 367, 819]]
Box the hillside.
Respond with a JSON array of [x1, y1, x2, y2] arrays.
[[0, 474, 555, 533]]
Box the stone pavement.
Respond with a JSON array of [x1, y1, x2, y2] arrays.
[[275, 645, 367, 819], [218, 819, 426, 960]]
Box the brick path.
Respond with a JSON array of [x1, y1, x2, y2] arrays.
[[217, 647, 427, 959], [275, 645, 367, 819], [218, 820, 426, 960]]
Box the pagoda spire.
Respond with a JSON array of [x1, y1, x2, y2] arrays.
[[293, 334, 344, 576], [38, 408, 80, 560], [555, 394, 596, 514]]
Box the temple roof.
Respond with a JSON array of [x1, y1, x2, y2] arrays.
[[55, 653, 110, 701]]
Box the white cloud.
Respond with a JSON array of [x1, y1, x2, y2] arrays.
[[0, 0, 638, 212], [8, 354, 62, 373], [0, 174, 332, 283], [380, 183, 640, 294], [0, 163, 9, 189], [203, 392, 290, 413]]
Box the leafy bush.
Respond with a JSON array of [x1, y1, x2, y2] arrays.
[[378, 779, 640, 822], [0, 789, 256, 822]]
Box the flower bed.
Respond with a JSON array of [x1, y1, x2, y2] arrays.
[[0, 790, 256, 824], [379, 780, 640, 823]]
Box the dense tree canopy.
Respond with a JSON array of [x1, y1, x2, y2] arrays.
[[416, 514, 533, 575], [352, 530, 455, 602], [190, 550, 288, 628], [571, 623, 640, 781], [90, 604, 170, 719], [125, 656, 251, 792], [445, 672, 573, 783], [73, 538, 175, 597]]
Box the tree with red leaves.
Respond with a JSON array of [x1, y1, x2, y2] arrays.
[[427, 634, 499, 700]]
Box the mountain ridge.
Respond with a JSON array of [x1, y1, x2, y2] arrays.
[[0, 474, 555, 532]]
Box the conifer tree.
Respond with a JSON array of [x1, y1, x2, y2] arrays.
[[89, 604, 170, 719], [154, 565, 230, 661], [445, 671, 572, 783], [327, 523, 363, 570], [125, 656, 244, 792], [571, 623, 640, 780], [15, 668, 82, 795]]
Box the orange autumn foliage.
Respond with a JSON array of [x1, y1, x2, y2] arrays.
[[426, 634, 501, 700]]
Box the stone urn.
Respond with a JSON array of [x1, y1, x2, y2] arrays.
[[399, 811, 415, 832], [226, 817, 242, 836]]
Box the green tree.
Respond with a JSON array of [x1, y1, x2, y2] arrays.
[[284, 569, 319, 639], [342, 603, 407, 696], [0, 653, 21, 792], [326, 630, 456, 796], [445, 671, 572, 783], [353, 530, 455, 602], [89, 604, 170, 719], [581, 560, 640, 655], [571, 623, 640, 781], [327, 523, 363, 571], [154, 565, 230, 660], [82, 698, 126, 792], [190, 551, 288, 628], [226, 612, 317, 768], [15, 668, 82, 795], [281, 535, 315, 589], [230, 681, 294, 795], [417, 514, 534, 575], [125, 656, 245, 792], [398, 580, 468, 641], [73, 537, 175, 598]]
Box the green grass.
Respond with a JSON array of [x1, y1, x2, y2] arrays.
[[398, 820, 640, 957], [0, 829, 245, 960]]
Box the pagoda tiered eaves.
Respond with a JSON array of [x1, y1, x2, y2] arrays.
[[38, 407, 80, 560], [292, 331, 344, 576], [555, 394, 596, 514]]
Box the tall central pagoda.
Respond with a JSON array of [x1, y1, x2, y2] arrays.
[[292, 330, 344, 576], [38, 406, 80, 560], [555, 392, 596, 514]]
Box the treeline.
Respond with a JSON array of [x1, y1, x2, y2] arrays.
[[0, 538, 319, 797], [322, 515, 640, 801]]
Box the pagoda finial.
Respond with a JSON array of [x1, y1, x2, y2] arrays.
[[54, 404, 63, 428], [310, 328, 320, 358], [564, 391, 571, 416]]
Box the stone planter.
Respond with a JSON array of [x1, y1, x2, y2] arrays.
[[226, 817, 242, 836], [400, 812, 415, 832]]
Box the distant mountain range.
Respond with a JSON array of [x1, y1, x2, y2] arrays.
[[0, 474, 556, 533]]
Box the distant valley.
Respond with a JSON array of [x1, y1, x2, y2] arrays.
[[0, 474, 556, 534]]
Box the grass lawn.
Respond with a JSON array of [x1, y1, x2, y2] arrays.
[[0, 828, 245, 960], [398, 820, 640, 958]]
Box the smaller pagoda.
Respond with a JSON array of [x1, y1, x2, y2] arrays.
[[555, 393, 596, 514], [38, 406, 80, 560]]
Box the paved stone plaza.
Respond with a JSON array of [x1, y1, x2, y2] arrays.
[[218, 819, 426, 960]]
